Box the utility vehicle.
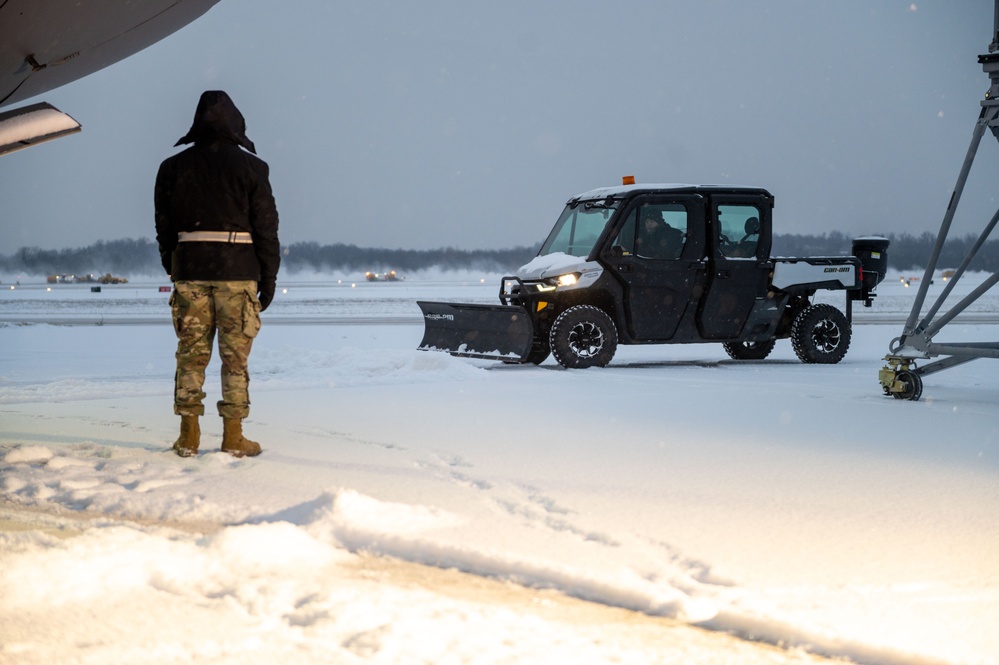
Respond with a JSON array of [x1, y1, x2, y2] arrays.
[[419, 181, 889, 369]]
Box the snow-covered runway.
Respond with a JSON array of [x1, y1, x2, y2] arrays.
[[1, 273, 997, 664]]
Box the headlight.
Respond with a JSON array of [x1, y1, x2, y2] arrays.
[[535, 272, 581, 292]]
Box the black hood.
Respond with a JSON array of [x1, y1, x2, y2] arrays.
[[174, 90, 256, 154]]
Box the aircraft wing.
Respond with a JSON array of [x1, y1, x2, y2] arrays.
[[0, 102, 82, 156], [0, 0, 219, 154]]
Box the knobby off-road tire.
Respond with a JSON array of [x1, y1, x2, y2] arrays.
[[505, 337, 551, 365], [549, 305, 618, 369], [524, 338, 552, 365], [722, 339, 777, 361], [791, 303, 851, 364]]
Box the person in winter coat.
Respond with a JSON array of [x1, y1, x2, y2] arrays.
[[637, 209, 684, 259], [155, 90, 280, 458]]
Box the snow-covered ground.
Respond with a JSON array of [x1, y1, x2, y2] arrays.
[[1, 271, 997, 665]]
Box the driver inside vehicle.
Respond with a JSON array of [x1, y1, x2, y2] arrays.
[[637, 210, 684, 259]]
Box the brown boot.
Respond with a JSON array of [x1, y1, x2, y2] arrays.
[[172, 415, 200, 457], [221, 417, 262, 457]]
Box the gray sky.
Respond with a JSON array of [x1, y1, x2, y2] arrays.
[[2, 1, 996, 252]]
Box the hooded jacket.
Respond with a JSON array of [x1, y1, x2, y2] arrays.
[[154, 91, 280, 287]]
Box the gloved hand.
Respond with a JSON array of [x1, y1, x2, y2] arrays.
[[258, 280, 276, 312]]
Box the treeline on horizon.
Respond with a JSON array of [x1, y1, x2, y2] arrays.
[[1, 232, 996, 277], [0, 238, 541, 278]]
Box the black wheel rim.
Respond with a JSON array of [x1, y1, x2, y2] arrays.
[[568, 321, 604, 358], [810, 320, 841, 354]]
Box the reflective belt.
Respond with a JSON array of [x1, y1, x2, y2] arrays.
[[178, 231, 253, 244]]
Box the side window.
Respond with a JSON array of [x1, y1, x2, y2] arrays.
[[716, 204, 761, 259], [636, 203, 687, 259]]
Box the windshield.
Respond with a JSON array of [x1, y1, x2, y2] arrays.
[[538, 201, 617, 257]]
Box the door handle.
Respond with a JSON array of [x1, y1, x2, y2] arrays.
[[716, 270, 731, 279], [617, 264, 633, 272]]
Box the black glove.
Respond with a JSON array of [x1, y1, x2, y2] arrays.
[[258, 280, 275, 312]]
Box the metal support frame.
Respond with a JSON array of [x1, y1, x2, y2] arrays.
[[879, 3, 999, 400]]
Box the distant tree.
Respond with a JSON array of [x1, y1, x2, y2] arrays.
[[3, 233, 993, 278], [0, 238, 541, 277], [278, 242, 538, 273], [0, 239, 161, 276], [773, 232, 998, 272]]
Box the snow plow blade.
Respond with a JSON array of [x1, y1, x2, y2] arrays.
[[417, 301, 534, 362]]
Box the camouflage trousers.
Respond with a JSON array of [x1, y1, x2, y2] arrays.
[[170, 280, 262, 419]]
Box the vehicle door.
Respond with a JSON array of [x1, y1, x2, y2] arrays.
[[697, 195, 772, 339], [603, 195, 707, 341]]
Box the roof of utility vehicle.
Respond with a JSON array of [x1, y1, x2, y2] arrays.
[[569, 183, 773, 204]]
